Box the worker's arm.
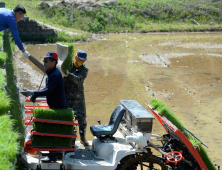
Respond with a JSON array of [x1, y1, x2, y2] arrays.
[[7, 15, 24, 51], [34, 74, 60, 97], [66, 67, 88, 86]]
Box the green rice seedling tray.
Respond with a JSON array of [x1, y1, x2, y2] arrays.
[[33, 122, 75, 134], [31, 135, 72, 147], [32, 131, 77, 138], [32, 118, 77, 125], [60, 42, 75, 73], [33, 108, 74, 121]]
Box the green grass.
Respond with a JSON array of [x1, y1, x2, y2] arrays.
[[33, 108, 74, 121], [60, 42, 75, 73], [2, 0, 222, 34], [0, 51, 7, 66], [149, 98, 217, 170], [0, 115, 20, 170]]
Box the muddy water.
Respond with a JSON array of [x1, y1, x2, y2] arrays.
[[15, 32, 222, 164]]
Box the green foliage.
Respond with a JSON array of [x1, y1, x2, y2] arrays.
[[0, 115, 20, 170], [0, 51, 7, 66], [149, 98, 217, 170], [33, 108, 74, 121], [87, 20, 102, 33], [31, 135, 72, 147], [60, 42, 75, 73]]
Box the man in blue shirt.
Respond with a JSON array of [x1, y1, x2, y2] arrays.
[[22, 51, 66, 109], [21, 52, 66, 163], [0, 5, 30, 58]]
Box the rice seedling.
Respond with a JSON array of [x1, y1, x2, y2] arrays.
[[33, 108, 74, 121], [60, 42, 75, 73], [0, 115, 20, 169], [0, 69, 5, 90], [32, 108, 74, 146], [3, 32, 24, 169], [31, 135, 72, 147], [0, 90, 11, 116], [0, 51, 7, 66], [33, 122, 74, 134]]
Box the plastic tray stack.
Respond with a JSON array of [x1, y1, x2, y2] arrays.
[[24, 96, 77, 153]]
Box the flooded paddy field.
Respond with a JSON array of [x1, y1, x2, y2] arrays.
[[15, 32, 222, 164]]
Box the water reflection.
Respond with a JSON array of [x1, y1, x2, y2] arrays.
[[15, 32, 222, 164]]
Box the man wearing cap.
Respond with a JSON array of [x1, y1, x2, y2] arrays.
[[21, 51, 66, 163], [64, 50, 89, 146], [0, 5, 30, 58], [22, 51, 66, 109]]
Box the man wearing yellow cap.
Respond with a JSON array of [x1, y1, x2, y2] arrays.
[[64, 50, 89, 146]]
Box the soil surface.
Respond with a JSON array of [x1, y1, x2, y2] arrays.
[[15, 32, 222, 165]]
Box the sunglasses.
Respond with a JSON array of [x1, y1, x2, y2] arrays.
[[43, 60, 49, 63]]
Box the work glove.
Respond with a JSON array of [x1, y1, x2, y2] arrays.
[[20, 90, 34, 97], [64, 70, 70, 77], [23, 50, 30, 58], [30, 95, 37, 103]]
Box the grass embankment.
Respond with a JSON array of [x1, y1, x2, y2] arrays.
[[149, 98, 217, 170], [0, 31, 22, 170], [3, 0, 222, 35], [32, 108, 74, 147]]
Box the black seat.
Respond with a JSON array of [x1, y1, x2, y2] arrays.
[[90, 105, 125, 138]]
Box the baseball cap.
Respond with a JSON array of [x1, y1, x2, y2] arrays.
[[41, 51, 58, 61], [77, 50, 87, 60]]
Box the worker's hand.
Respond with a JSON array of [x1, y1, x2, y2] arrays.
[[23, 50, 30, 58], [64, 70, 70, 77], [30, 95, 37, 103], [20, 90, 34, 97]]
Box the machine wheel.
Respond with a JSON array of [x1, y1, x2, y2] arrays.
[[116, 154, 168, 170]]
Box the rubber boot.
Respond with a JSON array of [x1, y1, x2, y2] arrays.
[[80, 130, 89, 146]]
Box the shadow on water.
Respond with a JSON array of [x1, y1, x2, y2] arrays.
[[15, 32, 222, 164]]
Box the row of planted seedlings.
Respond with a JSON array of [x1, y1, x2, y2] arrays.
[[0, 31, 21, 170], [149, 98, 217, 170]]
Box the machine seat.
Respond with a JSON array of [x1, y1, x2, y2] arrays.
[[90, 105, 125, 137]]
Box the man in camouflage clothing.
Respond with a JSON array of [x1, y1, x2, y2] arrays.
[[64, 50, 89, 146]]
